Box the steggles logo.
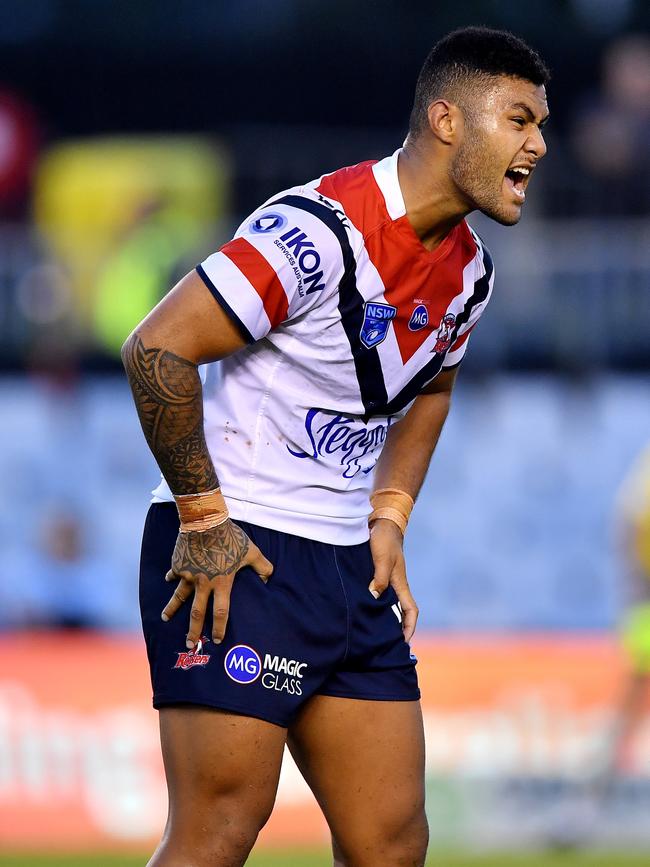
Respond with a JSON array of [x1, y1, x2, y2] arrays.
[[174, 636, 211, 670]]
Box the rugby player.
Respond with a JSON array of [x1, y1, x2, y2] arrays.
[[594, 445, 650, 802], [123, 26, 549, 867]]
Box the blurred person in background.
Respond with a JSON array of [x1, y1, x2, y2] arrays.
[[550, 445, 650, 848], [569, 33, 650, 215], [592, 445, 650, 801], [0, 506, 118, 629], [124, 26, 549, 867]]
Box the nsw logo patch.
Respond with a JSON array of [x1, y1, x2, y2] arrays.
[[360, 302, 397, 349], [224, 644, 262, 684]]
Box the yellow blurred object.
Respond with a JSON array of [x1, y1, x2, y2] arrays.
[[33, 136, 230, 353], [618, 445, 650, 579], [621, 602, 650, 673], [634, 476, 650, 578]]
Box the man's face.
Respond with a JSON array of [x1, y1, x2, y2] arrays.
[[450, 76, 549, 225]]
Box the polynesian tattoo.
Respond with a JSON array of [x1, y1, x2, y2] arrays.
[[173, 521, 250, 579], [123, 332, 252, 586], [122, 333, 219, 495]]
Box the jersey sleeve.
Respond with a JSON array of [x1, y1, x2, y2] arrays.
[[196, 196, 345, 343], [442, 235, 495, 369]]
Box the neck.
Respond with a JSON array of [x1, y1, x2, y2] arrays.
[[398, 139, 471, 251]]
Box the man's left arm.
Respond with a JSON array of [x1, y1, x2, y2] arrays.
[[369, 368, 458, 641]]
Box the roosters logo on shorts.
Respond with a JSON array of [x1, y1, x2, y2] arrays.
[[174, 636, 211, 670], [433, 313, 456, 353]]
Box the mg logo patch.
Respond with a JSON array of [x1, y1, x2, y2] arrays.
[[360, 302, 397, 349], [224, 644, 262, 684], [408, 304, 429, 331]]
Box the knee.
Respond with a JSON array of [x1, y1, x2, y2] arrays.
[[160, 791, 274, 866], [338, 806, 429, 867], [384, 807, 429, 865]]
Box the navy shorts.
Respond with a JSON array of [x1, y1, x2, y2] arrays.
[[139, 503, 419, 727]]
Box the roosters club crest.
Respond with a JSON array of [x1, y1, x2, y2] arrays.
[[433, 313, 456, 353], [174, 636, 211, 670]]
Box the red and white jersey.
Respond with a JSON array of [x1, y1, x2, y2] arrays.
[[153, 150, 494, 544]]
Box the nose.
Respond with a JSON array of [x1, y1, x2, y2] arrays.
[[525, 126, 547, 159]]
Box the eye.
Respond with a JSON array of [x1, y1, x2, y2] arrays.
[[512, 117, 526, 127]]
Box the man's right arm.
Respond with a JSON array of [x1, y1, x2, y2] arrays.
[[121, 268, 247, 498], [121, 270, 273, 647], [121, 334, 219, 495]]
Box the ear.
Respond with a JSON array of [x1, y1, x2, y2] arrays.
[[426, 100, 460, 145]]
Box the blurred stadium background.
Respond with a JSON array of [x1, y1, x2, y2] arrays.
[[1, 1, 649, 864]]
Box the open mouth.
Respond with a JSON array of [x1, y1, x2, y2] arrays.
[[504, 166, 531, 201]]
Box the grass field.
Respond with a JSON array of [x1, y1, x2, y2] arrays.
[[3, 852, 650, 867]]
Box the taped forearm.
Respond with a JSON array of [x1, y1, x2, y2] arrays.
[[369, 488, 414, 535]]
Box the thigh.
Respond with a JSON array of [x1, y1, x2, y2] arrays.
[[287, 695, 427, 865], [159, 706, 287, 841]]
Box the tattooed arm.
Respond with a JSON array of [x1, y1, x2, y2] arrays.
[[121, 271, 273, 648]]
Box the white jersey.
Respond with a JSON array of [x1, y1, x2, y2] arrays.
[[153, 149, 495, 544]]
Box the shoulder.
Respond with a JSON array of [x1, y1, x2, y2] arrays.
[[238, 185, 352, 257], [306, 159, 390, 240]]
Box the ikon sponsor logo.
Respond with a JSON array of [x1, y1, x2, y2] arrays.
[[174, 636, 211, 670], [273, 226, 326, 296], [224, 645, 262, 684]]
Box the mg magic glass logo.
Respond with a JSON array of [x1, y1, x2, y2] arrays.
[[223, 645, 262, 684]]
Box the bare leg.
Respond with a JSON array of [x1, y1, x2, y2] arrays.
[[149, 706, 287, 866], [288, 696, 428, 867]]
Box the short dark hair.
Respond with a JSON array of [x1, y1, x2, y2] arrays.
[[409, 26, 550, 137]]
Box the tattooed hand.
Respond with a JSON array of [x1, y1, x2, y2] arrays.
[[162, 519, 274, 648]]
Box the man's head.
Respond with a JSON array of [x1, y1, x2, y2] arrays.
[[408, 27, 551, 225]]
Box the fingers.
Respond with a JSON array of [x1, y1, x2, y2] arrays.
[[396, 583, 419, 643], [185, 583, 211, 650], [212, 573, 235, 644], [368, 553, 391, 598], [386, 553, 418, 642], [161, 578, 192, 622], [368, 543, 419, 642], [246, 542, 274, 583], [368, 519, 402, 598]]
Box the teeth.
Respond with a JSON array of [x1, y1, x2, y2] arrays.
[[511, 167, 530, 176]]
